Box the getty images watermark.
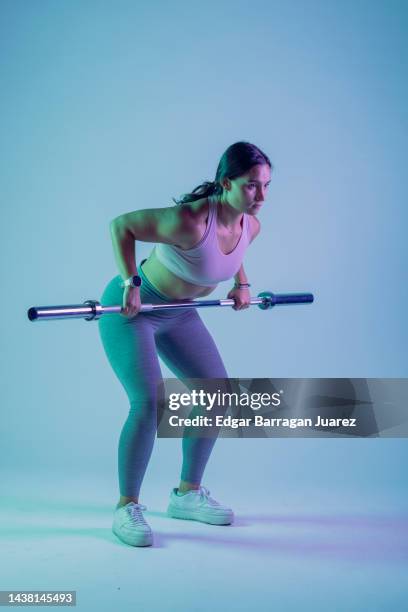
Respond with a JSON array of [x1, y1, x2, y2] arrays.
[[156, 378, 408, 438]]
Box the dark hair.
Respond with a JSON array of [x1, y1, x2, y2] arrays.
[[172, 141, 272, 205]]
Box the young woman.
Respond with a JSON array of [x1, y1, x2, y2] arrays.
[[99, 141, 272, 546]]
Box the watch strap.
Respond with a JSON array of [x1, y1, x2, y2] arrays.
[[121, 274, 142, 289]]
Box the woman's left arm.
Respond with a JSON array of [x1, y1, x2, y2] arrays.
[[227, 217, 261, 310], [227, 264, 251, 311]]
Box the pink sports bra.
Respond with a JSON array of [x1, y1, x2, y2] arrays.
[[154, 195, 251, 287]]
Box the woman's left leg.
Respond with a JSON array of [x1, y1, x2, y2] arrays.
[[155, 310, 229, 486]]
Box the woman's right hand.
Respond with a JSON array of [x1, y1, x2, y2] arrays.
[[122, 286, 142, 318]]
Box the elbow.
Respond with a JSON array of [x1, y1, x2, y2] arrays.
[[110, 216, 135, 240], [110, 216, 126, 237], [110, 215, 123, 229], [110, 215, 127, 234]]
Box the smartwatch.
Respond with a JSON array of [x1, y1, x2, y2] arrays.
[[121, 275, 142, 289]]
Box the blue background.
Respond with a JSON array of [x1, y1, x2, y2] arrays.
[[2, 1, 407, 610]]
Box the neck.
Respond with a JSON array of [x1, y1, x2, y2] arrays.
[[217, 192, 243, 230]]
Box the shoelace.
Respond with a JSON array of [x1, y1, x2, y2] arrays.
[[126, 502, 149, 525], [198, 486, 220, 506]]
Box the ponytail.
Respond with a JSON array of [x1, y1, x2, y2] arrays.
[[172, 180, 222, 205]]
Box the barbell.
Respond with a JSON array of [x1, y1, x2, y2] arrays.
[[27, 291, 314, 322]]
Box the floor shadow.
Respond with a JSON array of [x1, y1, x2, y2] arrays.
[[1, 518, 407, 564]]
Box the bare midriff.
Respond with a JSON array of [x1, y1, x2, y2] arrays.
[[141, 248, 216, 300]]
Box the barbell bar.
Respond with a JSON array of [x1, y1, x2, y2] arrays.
[[27, 291, 314, 322]]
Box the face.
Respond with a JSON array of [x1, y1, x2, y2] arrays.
[[221, 164, 271, 215]]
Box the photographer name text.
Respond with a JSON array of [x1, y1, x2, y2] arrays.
[[168, 415, 357, 429]]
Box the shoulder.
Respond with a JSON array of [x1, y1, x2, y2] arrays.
[[161, 197, 209, 248], [152, 198, 208, 229], [248, 215, 261, 243], [112, 200, 208, 246], [176, 197, 210, 227]]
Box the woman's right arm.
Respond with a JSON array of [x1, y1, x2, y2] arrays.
[[109, 207, 189, 317]]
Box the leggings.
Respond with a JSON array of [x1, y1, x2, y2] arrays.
[[98, 262, 229, 497]]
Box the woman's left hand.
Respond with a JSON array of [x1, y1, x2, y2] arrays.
[[227, 286, 251, 311]]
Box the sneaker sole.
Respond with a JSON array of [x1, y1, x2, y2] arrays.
[[112, 525, 153, 547], [167, 505, 233, 525]]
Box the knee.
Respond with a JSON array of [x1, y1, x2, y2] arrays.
[[127, 396, 157, 424]]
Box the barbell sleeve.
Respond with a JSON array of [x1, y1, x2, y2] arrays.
[[27, 292, 314, 322]]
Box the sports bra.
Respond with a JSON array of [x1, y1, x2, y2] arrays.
[[154, 195, 251, 287]]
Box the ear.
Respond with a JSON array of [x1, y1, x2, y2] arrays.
[[221, 177, 231, 191]]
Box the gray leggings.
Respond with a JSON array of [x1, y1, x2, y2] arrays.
[[98, 263, 229, 497]]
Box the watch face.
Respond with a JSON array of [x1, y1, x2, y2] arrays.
[[132, 275, 141, 287]]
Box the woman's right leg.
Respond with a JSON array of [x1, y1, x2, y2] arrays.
[[98, 276, 163, 504]]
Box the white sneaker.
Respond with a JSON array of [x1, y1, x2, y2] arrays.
[[112, 502, 153, 547], [167, 486, 234, 525]]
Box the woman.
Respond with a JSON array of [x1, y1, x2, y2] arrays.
[[99, 141, 272, 546]]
